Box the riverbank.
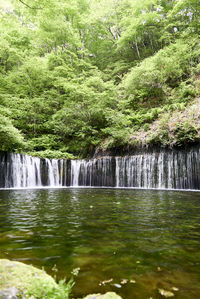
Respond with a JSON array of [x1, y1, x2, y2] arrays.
[[0, 259, 121, 299]]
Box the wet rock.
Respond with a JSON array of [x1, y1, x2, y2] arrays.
[[84, 292, 122, 299]]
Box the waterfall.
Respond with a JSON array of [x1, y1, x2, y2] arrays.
[[0, 153, 42, 188], [45, 159, 60, 186], [69, 148, 200, 189], [0, 153, 65, 188], [0, 146, 200, 189], [71, 158, 115, 187], [71, 160, 82, 186]]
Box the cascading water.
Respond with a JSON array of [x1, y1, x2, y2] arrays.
[[0, 153, 42, 188], [0, 153, 69, 188], [70, 158, 116, 187], [0, 146, 200, 189], [114, 149, 200, 189]]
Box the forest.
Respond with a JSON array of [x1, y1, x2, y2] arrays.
[[1, 0, 200, 158]]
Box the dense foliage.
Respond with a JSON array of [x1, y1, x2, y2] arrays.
[[0, 0, 200, 157]]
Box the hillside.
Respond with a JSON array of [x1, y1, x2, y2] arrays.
[[0, 0, 200, 158]]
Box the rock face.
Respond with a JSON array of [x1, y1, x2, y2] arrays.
[[84, 293, 122, 299]]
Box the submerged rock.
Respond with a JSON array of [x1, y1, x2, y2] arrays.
[[84, 292, 122, 299], [158, 288, 175, 297]]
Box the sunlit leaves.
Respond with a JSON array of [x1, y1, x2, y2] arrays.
[[0, 113, 25, 151], [1, 0, 200, 154]]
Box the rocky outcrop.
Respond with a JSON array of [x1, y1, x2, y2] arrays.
[[0, 259, 58, 298], [0, 259, 122, 299]]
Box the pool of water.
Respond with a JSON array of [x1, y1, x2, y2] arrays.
[[0, 188, 200, 298]]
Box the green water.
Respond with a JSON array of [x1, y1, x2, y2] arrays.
[[0, 188, 200, 298]]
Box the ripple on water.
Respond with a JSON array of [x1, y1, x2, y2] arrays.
[[0, 188, 200, 299]]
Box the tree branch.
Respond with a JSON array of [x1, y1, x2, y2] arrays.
[[18, 0, 41, 9]]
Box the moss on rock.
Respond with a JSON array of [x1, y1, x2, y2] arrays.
[[0, 259, 122, 299], [84, 292, 122, 299], [0, 259, 64, 298]]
